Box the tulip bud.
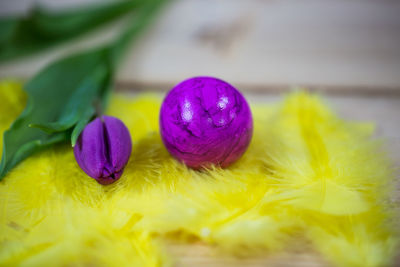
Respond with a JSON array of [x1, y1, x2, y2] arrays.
[[73, 116, 132, 185]]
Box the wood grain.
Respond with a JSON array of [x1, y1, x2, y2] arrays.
[[164, 241, 330, 267], [1, 0, 400, 91]]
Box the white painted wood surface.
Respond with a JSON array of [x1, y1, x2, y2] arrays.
[[1, 0, 400, 91]]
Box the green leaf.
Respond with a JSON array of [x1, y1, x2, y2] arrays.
[[0, 0, 143, 61], [0, 0, 168, 180], [0, 47, 114, 179], [28, 57, 110, 133], [70, 106, 96, 147]]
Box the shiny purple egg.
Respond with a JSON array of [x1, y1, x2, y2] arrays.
[[160, 76, 253, 169]]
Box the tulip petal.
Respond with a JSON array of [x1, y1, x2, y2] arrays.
[[73, 116, 132, 184], [102, 116, 132, 173], [97, 169, 123, 185], [74, 117, 108, 179]]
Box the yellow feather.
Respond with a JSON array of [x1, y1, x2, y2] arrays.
[[0, 81, 397, 266]]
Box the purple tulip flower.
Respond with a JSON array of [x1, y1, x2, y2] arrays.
[[73, 116, 132, 185]]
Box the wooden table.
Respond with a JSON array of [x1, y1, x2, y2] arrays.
[[0, 0, 399, 266]]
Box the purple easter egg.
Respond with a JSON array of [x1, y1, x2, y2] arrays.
[[160, 77, 253, 169]]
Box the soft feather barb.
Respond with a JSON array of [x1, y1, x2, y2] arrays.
[[0, 81, 398, 267]]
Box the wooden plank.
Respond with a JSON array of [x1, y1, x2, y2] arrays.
[[165, 241, 330, 267], [1, 0, 400, 91]]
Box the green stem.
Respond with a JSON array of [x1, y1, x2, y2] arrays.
[[94, 0, 167, 120]]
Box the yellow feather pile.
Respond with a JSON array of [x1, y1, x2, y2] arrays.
[[0, 80, 398, 267]]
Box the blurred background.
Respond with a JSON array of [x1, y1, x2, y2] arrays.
[[0, 0, 399, 265], [1, 0, 400, 92]]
